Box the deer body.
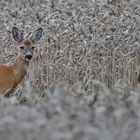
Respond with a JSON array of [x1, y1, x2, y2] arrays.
[[0, 27, 42, 96]]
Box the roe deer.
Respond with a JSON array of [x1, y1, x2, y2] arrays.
[[0, 27, 42, 97]]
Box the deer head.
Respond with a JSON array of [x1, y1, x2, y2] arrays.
[[12, 27, 42, 61]]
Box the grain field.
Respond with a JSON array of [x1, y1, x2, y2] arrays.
[[0, 0, 140, 140]]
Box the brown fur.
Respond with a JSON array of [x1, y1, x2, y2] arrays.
[[0, 57, 29, 97], [0, 27, 42, 97]]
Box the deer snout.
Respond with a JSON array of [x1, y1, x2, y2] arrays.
[[25, 52, 32, 60]]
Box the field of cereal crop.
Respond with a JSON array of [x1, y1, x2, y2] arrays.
[[0, 0, 140, 140]]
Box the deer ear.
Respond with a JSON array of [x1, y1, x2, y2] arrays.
[[12, 27, 23, 42], [31, 28, 42, 43]]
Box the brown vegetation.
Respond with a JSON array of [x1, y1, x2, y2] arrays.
[[0, 0, 140, 140]]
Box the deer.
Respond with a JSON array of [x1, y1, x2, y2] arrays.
[[0, 27, 42, 97]]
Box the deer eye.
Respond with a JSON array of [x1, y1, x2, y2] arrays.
[[20, 46, 24, 49], [32, 47, 35, 49]]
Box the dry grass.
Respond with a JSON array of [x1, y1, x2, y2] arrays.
[[0, 0, 140, 140]]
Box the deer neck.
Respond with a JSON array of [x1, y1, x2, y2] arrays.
[[12, 56, 29, 85]]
